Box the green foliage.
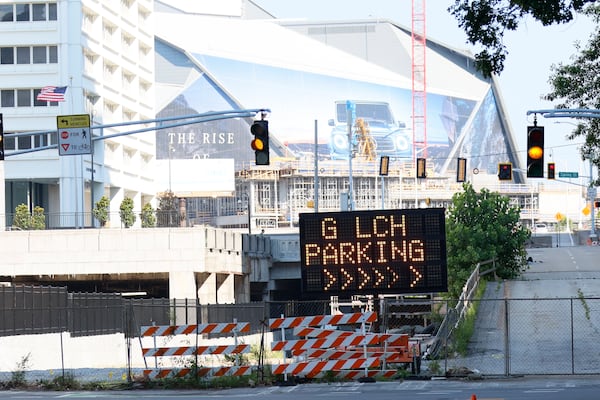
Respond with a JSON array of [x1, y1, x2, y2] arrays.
[[31, 206, 46, 230], [12, 204, 31, 230], [9, 353, 31, 388], [157, 190, 180, 227], [545, 4, 600, 185], [451, 281, 486, 356], [93, 196, 110, 226], [119, 196, 136, 228], [12, 204, 45, 230], [449, 0, 594, 77], [445, 183, 530, 298], [140, 203, 156, 228]]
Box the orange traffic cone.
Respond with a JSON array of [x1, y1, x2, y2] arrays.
[[470, 395, 477, 400]]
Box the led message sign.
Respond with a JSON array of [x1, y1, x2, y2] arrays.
[[299, 209, 447, 298]]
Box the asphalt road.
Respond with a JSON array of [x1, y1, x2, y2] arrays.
[[451, 245, 600, 375], [1, 378, 600, 399]]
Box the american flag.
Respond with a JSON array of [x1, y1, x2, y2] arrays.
[[37, 86, 67, 102]]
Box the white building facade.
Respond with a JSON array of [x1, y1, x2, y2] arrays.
[[1, 0, 155, 229]]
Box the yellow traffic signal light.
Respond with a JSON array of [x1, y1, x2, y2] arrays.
[[250, 120, 269, 165], [527, 125, 544, 178], [498, 162, 512, 181]]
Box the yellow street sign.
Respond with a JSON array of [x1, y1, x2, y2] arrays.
[[583, 205, 591, 216], [57, 114, 90, 129]]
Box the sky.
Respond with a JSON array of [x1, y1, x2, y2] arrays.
[[252, 0, 597, 176]]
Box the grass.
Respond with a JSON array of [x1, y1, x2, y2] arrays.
[[451, 279, 487, 356]]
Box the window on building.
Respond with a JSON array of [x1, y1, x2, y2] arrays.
[[33, 88, 46, 107], [1, 47, 13, 64], [18, 135, 31, 150], [48, 3, 57, 20], [1, 90, 14, 107], [32, 3, 46, 21], [17, 90, 30, 107], [16, 47, 30, 64], [34, 133, 49, 147], [49, 45, 57, 62], [3, 133, 15, 150], [32, 46, 46, 63], [16, 4, 29, 21], [0, 4, 13, 21]]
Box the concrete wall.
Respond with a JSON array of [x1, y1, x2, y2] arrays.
[[0, 226, 248, 302]]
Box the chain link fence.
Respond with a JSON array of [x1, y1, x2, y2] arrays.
[[3, 285, 600, 376]]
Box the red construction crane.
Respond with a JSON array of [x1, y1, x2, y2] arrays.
[[411, 0, 427, 159]]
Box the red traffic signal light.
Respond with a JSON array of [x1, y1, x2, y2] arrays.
[[547, 162, 555, 179], [527, 126, 544, 178], [250, 120, 269, 165], [498, 162, 512, 181]]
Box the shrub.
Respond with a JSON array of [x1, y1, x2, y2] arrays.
[[119, 196, 136, 228], [140, 203, 156, 228], [93, 196, 110, 227]]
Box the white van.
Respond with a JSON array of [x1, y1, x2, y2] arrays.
[[534, 223, 548, 233]]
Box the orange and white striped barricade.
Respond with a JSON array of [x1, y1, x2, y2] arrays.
[[271, 334, 380, 353], [140, 322, 250, 337], [269, 311, 377, 330], [272, 357, 380, 379], [142, 344, 250, 358], [140, 321, 252, 381], [143, 365, 252, 380]]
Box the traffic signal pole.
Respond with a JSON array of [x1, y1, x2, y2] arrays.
[[527, 108, 600, 240]]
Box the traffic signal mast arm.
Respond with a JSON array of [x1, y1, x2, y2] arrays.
[[527, 108, 599, 238]]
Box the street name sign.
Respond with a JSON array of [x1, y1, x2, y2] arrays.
[[558, 171, 578, 178], [57, 114, 91, 155]]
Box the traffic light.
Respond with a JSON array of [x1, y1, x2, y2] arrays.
[[456, 157, 467, 182], [527, 125, 544, 178], [250, 120, 269, 165], [0, 113, 3, 161], [498, 162, 512, 181], [547, 162, 555, 180], [416, 157, 426, 178]]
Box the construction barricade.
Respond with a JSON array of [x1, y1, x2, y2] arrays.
[[140, 321, 253, 380], [269, 311, 416, 381]]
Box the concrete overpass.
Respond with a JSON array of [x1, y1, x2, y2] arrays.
[[0, 226, 249, 304]]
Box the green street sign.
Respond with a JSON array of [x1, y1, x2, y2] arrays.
[[558, 172, 578, 178]]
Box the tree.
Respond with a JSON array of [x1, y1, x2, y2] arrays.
[[140, 203, 156, 228], [157, 190, 180, 227], [119, 196, 136, 228], [545, 4, 600, 184], [449, 0, 594, 77], [93, 196, 110, 227], [445, 182, 530, 298]]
